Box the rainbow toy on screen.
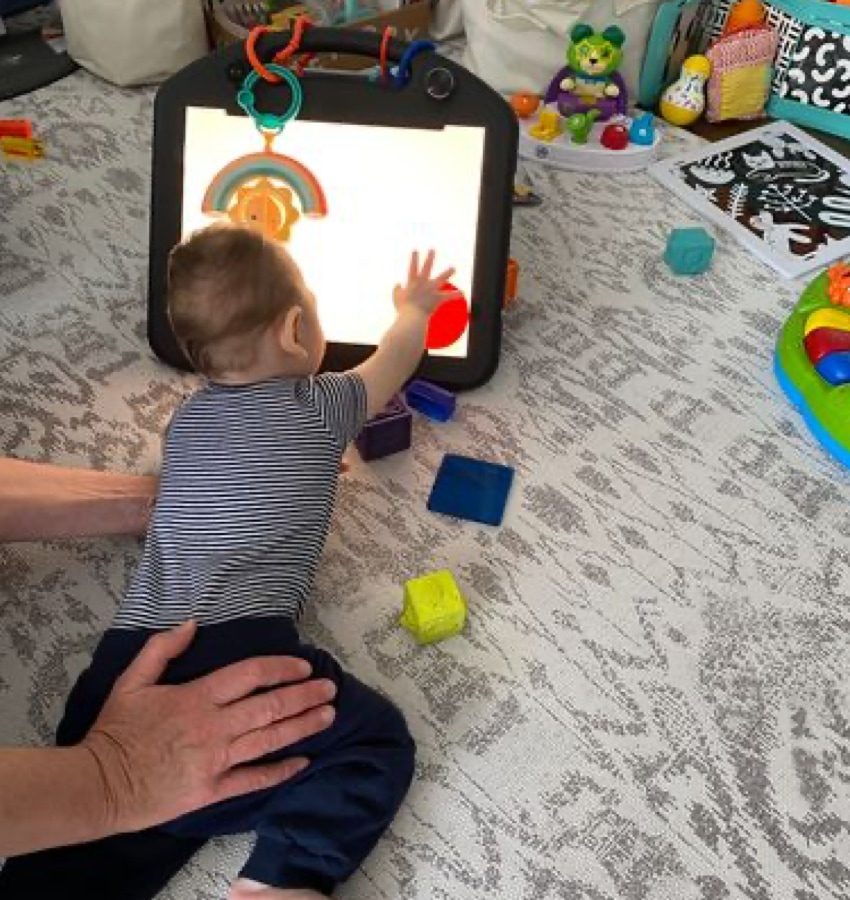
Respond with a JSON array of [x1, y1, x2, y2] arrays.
[[146, 23, 517, 389], [202, 143, 328, 241], [774, 265, 850, 469], [202, 65, 328, 243]]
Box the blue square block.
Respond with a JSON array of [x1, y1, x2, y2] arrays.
[[355, 395, 412, 461], [664, 227, 715, 275], [427, 454, 514, 526], [405, 379, 456, 422]]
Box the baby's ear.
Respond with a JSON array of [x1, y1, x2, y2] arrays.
[[277, 306, 308, 359], [602, 25, 626, 48], [571, 23, 593, 44]]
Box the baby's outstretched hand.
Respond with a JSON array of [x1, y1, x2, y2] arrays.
[[394, 250, 457, 317]]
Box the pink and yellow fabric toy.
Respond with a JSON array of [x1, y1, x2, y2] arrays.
[[706, 0, 777, 123]]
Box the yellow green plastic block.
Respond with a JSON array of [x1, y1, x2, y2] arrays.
[[399, 570, 467, 645]]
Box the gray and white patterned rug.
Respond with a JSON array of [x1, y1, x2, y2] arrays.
[[1, 65, 849, 900]]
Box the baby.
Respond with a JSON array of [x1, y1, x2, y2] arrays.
[[20, 224, 456, 899]]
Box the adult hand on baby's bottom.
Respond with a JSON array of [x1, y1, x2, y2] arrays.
[[393, 250, 458, 319], [80, 621, 336, 835]]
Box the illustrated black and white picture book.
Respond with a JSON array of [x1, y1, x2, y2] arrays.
[[650, 122, 850, 278]]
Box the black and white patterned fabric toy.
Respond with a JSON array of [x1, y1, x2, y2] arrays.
[[777, 27, 850, 115]]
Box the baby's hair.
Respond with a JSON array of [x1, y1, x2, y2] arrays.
[[167, 223, 303, 376]]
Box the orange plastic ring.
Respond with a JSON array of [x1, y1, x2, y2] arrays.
[[295, 52, 315, 76], [379, 26, 392, 81], [273, 15, 311, 66], [246, 25, 282, 83]]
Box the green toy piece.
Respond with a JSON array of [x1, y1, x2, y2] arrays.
[[775, 269, 850, 468], [565, 109, 600, 144], [399, 570, 467, 645]]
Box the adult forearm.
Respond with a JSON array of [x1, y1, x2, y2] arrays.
[[0, 745, 112, 856], [0, 458, 156, 542]]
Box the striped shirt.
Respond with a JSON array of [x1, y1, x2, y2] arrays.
[[113, 372, 367, 630]]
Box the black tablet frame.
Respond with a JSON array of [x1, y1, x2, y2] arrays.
[[147, 28, 517, 390]]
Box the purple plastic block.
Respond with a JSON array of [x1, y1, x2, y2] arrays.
[[355, 395, 412, 461], [405, 379, 456, 422]]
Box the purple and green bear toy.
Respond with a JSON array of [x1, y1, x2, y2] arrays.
[[545, 23, 628, 121]]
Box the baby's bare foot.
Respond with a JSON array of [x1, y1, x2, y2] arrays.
[[229, 877, 329, 900]]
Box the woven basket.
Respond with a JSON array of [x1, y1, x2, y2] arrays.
[[206, 0, 309, 46]]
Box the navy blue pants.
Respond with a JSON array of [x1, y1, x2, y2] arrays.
[[0, 618, 416, 899]]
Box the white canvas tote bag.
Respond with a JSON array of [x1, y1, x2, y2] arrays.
[[461, 0, 664, 97], [432, 0, 465, 40], [59, 0, 209, 86]]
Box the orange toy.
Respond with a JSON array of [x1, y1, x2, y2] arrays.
[[510, 92, 541, 119], [827, 262, 850, 307], [723, 0, 766, 36], [0, 135, 44, 162], [504, 258, 519, 308]]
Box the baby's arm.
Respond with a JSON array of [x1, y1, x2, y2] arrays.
[[354, 251, 456, 420]]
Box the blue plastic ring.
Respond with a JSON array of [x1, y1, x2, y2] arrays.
[[392, 40, 436, 89], [237, 64, 303, 133]]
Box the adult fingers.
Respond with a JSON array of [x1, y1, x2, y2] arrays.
[[115, 621, 197, 692], [214, 756, 311, 804], [408, 251, 419, 284], [226, 703, 336, 767], [203, 656, 314, 706], [222, 677, 337, 740]]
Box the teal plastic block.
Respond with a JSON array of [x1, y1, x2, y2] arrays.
[[664, 227, 715, 275]]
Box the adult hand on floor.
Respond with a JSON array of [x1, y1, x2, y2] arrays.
[[82, 620, 336, 835]]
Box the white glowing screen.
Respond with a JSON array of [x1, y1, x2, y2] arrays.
[[182, 107, 486, 357]]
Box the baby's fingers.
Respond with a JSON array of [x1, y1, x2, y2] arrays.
[[432, 266, 456, 288], [420, 249, 436, 280]]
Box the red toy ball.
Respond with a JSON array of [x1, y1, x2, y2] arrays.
[[427, 283, 470, 351], [601, 123, 629, 151]]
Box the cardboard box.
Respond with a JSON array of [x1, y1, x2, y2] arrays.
[[206, 2, 432, 72]]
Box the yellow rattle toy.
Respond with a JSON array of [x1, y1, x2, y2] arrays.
[[660, 55, 712, 127]]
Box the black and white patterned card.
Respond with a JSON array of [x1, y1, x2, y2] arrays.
[[777, 27, 850, 114], [650, 122, 850, 278]]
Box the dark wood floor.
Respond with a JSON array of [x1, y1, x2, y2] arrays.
[[689, 117, 850, 158]]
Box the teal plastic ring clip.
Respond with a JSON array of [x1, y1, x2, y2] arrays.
[[237, 65, 303, 133]]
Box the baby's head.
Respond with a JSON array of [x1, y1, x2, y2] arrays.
[[167, 223, 325, 380]]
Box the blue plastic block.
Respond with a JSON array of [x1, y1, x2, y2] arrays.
[[815, 349, 850, 386], [664, 227, 715, 275], [427, 454, 514, 526], [405, 379, 456, 422], [355, 395, 412, 461], [629, 112, 655, 146]]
